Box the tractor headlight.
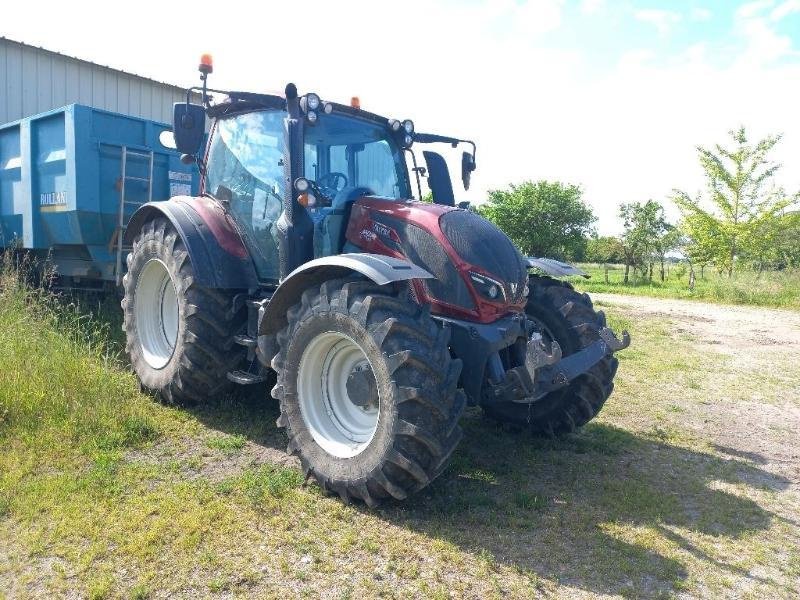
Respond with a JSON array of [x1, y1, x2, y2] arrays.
[[323, 102, 334, 114], [306, 93, 320, 111], [389, 119, 401, 132], [307, 110, 318, 124], [402, 119, 414, 134], [469, 272, 506, 302], [404, 134, 413, 147]]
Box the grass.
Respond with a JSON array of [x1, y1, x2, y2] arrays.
[[569, 262, 800, 309], [1, 253, 799, 598]]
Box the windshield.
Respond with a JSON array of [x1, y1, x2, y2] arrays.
[[303, 114, 410, 199]]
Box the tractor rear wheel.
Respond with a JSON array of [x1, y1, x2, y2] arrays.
[[122, 218, 247, 405], [482, 275, 618, 435], [271, 278, 465, 506]]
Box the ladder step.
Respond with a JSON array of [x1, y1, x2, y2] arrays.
[[124, 200, 146, 205], [233, 334, 258, 348], [227, 370, 268, 385], [124, 176, 151, 182], [124, 150, 153, 158]]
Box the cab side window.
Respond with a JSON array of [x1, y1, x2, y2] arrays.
[[205, 111, 286, 280]]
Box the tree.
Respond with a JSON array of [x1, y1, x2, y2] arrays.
[[674, 127, 794, 276], [619, 200, 668, 283], [653, 226, 681, 281], [478, 181, 596, 260], [585, 235, 625, 264], [774, 211, 800, 268]]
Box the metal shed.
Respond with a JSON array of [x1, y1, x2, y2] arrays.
[[0, 37, 192, 125]]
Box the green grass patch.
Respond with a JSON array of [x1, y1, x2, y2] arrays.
[[206, 433, 247, 453], [570, 263, 800, 309], [1, 254, 798, 598]]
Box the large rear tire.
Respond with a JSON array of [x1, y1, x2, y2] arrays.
[[271, 278, 466, 506], [122, 218, 247, 405], [482, 275, 618, 435]]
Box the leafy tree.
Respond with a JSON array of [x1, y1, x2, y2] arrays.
[[653, 226, 681, 281], [478, 181, 596, 260], [674, 127, 795, 276], [585, 235, 625, 264], [774, 211, 800, 267], [619, 200, 668, 283]]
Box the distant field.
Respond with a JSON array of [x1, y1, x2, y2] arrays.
[[570, 263, 800, 310], [2, 260, 799, 598]]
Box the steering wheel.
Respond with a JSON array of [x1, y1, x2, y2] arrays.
[[317, 172, 348, 199]]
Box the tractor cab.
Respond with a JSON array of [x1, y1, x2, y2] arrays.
[[170, 61, 476, 283]]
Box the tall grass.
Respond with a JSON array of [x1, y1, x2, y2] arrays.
[[0, 252, 158, 455], [571, 262, 800, 309]]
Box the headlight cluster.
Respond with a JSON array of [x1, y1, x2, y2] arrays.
[[301, 92, 322, 125], [469, 272, 505, 302], [389, 118, 414, 148]]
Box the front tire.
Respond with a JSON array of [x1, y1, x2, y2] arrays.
[[122, 218, 247, 404], [482, 275, 618, 435], [271, 278, 466, 506]]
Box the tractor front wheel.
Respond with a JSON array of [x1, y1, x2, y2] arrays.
[[271, 278, 466, 506]]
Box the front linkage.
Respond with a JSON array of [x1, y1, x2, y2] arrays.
[[498, 325, 630, 404], [443, 312, 629, 408]]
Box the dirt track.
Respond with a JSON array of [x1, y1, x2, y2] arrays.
[[593, 293, 800, 490]]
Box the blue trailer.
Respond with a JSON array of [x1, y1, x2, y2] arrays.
[[0, 104, 199, 286]]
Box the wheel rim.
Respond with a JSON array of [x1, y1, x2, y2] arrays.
[[297, 332, 380, 458], [134, 259, 179, 369]]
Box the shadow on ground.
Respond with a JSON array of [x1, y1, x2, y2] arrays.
[[186, 391, 790, 598]]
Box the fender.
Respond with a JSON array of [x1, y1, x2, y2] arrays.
[[526, 257, 589, 279], [258, 253, 433, 339], [124, 196, 258, 289]]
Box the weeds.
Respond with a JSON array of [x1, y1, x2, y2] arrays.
[[571, 263, 800, 309]]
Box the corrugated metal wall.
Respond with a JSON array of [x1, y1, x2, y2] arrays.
[[1, 38, 190, 125]]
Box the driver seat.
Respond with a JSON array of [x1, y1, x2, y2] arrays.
[[313, 186, 374, 257]]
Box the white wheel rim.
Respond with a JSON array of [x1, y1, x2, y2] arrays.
[[134, 259, 179, 369], [297, 332, 380, 458]]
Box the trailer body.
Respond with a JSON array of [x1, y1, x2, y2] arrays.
[[0, 104, 198, 283]]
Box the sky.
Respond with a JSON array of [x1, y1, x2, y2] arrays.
[[4, 0, 800, 234]]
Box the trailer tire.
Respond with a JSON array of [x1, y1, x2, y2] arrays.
[[482, 275, 617, 435], [271, 278, 465, 506], [122, 218, 247, 405]]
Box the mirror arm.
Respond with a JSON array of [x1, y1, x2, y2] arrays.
[[405, 148, 424, 201]]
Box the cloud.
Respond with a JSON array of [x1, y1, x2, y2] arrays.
[[579, 0, 605, 16], [734, 0, 797, 66], [690, 7, 713, 21], [771, 0, 800, 21], [634, 9, 682, 35]]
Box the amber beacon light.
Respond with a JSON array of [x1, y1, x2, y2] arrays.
[[199, 53, 214, 74]]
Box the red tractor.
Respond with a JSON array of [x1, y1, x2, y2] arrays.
[[122, 58, 629, 505]]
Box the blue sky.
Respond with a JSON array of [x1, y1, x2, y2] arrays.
[[4, 0, 800, 233]]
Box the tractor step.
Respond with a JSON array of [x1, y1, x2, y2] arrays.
[[227, 370, 268, 385], [233, 334, 258, 349]]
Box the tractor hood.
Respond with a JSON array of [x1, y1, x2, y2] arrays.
[[345, 197, 529, 322]]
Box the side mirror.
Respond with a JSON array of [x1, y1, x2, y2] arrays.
[[173, 103, 206, 156], [461, 151, 476, 191]]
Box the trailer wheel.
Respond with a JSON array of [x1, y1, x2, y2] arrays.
[[482, 275, 618, 435], [122, 218, 247, 405], [271, 278, 465, 506]]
